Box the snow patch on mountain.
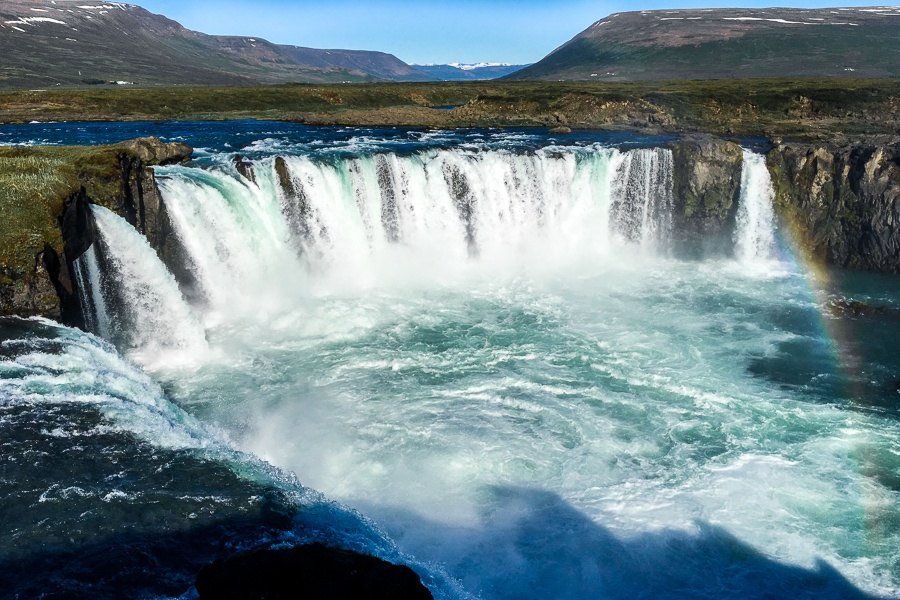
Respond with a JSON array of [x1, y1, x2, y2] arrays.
[[5, 17, 68, 26], [447, 62, 514, 71]]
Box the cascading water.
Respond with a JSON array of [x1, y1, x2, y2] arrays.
[[90, 205, 208, 361], [73, 243, 112, 339], [8, 123, 900, 600], [609, 147, 673, 247], [735, 149, 778, 263], [152, 147, 676, 302], [155, 169, 307, 321]]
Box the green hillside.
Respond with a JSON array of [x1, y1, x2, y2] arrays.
[[511, 7, 900, 81], [0, 0, 431, 88]]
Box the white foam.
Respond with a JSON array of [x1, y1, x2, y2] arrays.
[[734, 149, 777, 264], [91, 206, 208, 362]]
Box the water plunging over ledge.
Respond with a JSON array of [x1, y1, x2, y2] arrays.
[[4, 125, 900, 600]]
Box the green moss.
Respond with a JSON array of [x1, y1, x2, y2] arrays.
[[0, 143, 150, 277], [0, 149, 77, 276]]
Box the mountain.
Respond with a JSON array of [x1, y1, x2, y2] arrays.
[[510, 7, 900, 81], [413, 63, 529, 81], [0, 0, 432, 88]]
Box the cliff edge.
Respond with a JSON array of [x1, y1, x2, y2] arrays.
[[0, 137, 191, 324]]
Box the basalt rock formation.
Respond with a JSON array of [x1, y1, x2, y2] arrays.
[[670, 135, 744, 255], [0, 137, 192, 323], [766, 137, 900, 272]]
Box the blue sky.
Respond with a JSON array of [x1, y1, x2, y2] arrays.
[[133, 0, 889, 64]]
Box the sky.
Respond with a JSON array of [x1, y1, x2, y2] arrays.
[[132, 0, 891, 65]]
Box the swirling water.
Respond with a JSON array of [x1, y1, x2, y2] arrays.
[[2, 123, 900, 599]]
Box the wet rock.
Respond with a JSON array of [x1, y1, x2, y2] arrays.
[[671, 134, 744, 255], [117, 137, 192, 166], [195, 543, 433, 600], [829, 299, 900, 318], [233, 154, 256, 184], [766, 138, 900, 273], [0, 255, 61, 321], [549, 125, 572, 134], [275, 156, 315, 246]]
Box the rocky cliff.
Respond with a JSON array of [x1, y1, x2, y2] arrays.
[[766, 138, 900, 272], [670, 135, 744, 255], [0, 137, 191, 324], [666, 135, 900, 271]]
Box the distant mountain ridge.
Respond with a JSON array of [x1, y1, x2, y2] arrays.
[[0, 0, 430, 87], [414, 63, 529, 81], [510, 6, 900, 80]]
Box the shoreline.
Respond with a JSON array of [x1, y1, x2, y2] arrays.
[[0, 78, 898, 141]]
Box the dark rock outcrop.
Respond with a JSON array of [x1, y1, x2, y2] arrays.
[[118, 137, 193, 166], [767, 138, 900, 272], [195, 543, 433, 600], [233, 155, 257, 184], [0, 138, 193, 325], [275, 155, 315, 247], [829, 299, 900, 318], [670, 135, 744, 255], [0, 252, 61, 321], [91, 137, 191, 249], [55, 187, 97, 328]]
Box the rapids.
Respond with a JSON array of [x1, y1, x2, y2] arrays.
[[2, 123, 900, 600]]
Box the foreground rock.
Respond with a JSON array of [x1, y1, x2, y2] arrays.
[[195, 543, 433, 600], [767, 138, 900, 272]]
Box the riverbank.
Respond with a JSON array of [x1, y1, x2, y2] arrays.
[[1, 79, 898, 140]]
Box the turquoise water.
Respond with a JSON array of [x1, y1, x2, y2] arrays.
[[154, 258, 900, 599], [1, 123, 899, 599]]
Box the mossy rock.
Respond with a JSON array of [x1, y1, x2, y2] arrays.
[[0, 138, 191, 319]]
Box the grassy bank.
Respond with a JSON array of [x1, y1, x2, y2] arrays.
[[0, 139, 185, 283], [0, 79, 898, 139], [0, 145, 109, 279]]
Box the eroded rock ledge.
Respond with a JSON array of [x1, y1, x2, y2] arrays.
[[766, 138, 900, 272], [0, 137, 191, 323]]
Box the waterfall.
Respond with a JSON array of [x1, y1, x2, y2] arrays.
[[266, 147, 672, 269], [90, 206, 207, 358], [138, 147, 679, 310], [156, 169, 308, 321], [73, 243, 111, 339], [609, 147, 674, 247], [734, 150, 777, 263], [71, 145, 787, 355], [78, 146, 682, 350]]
